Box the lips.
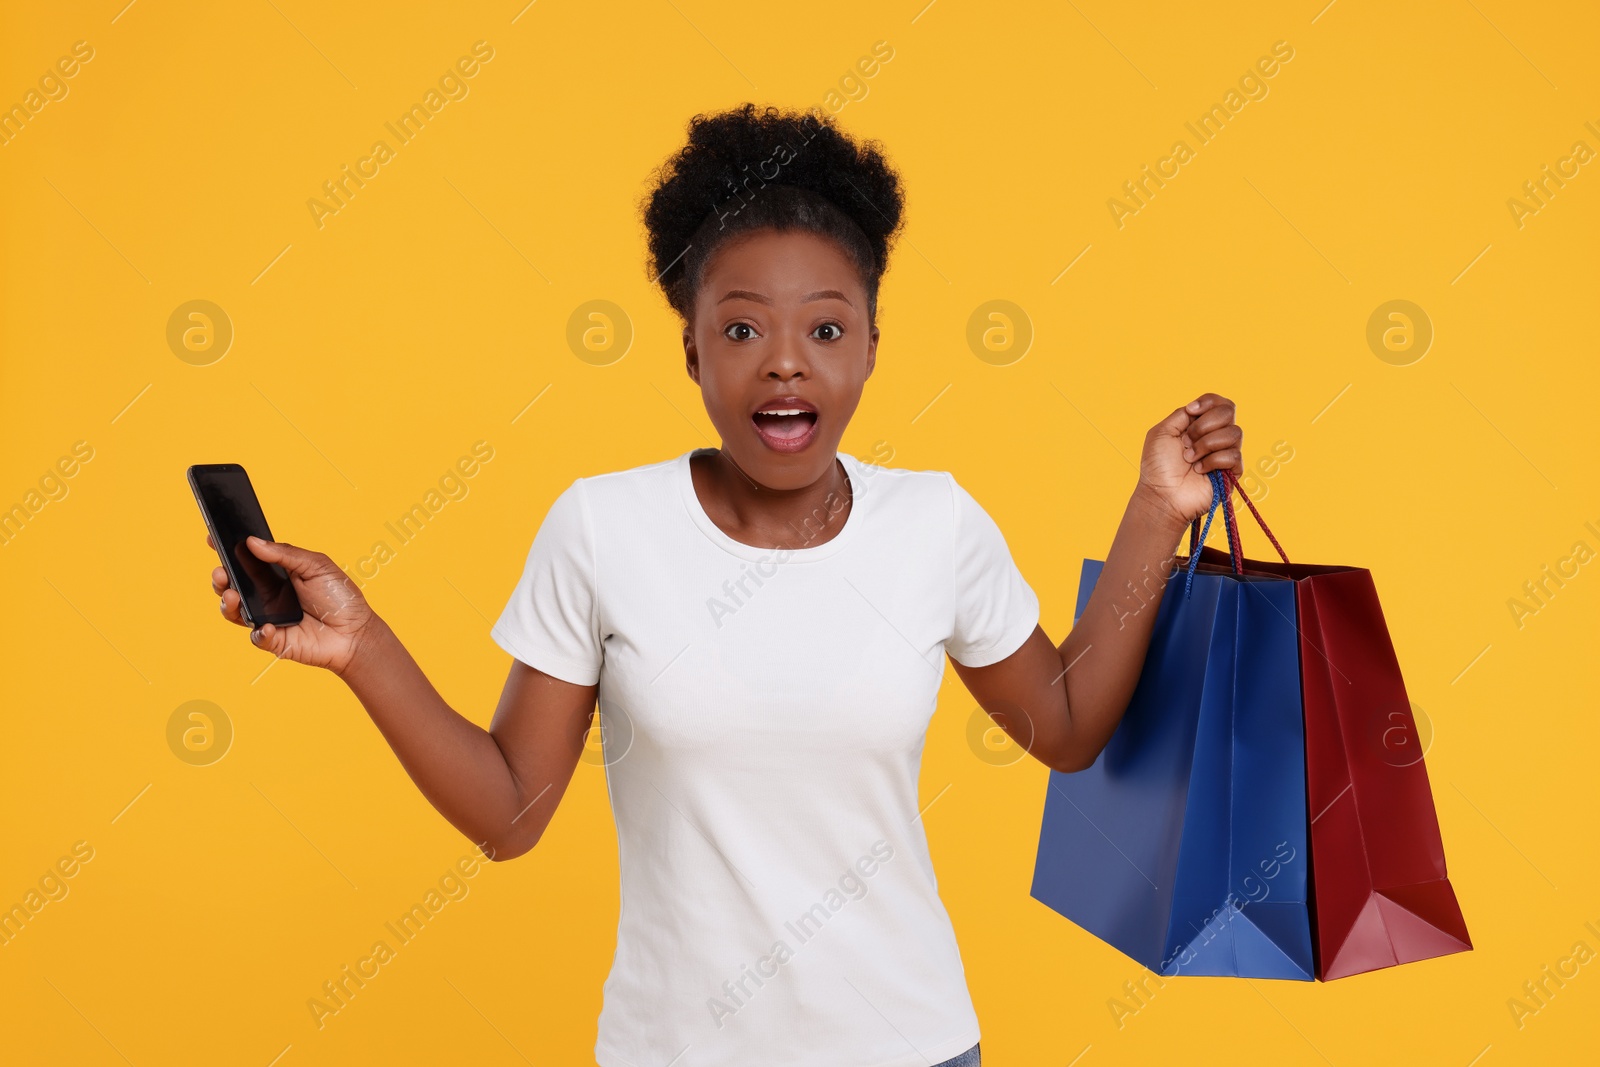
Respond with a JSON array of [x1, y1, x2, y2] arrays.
[[751, 396, 819, 453]]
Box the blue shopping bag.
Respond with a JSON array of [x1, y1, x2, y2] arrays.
[[1029, 479, 1313, 979]]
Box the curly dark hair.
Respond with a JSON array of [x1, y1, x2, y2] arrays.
[[640, 103, 905, 325]]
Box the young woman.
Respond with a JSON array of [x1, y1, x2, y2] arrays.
[[205, 104, 1243, 1067]]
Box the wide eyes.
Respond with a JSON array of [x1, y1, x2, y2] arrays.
[[721, 321, 845, 342]]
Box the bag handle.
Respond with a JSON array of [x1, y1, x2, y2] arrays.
[[1181, 469, 1292, 597], [1183, 471, 1238, 597], [1223, 469, 1291, 566]]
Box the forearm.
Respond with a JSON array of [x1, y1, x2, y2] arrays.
[[952, 393, 1242, 774], [1055, 484, 1188, 759], [336, 618, 529, 853]]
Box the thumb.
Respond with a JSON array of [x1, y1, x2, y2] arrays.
[[246, 536, 322, 576], [1150, 403, 1193, 439]]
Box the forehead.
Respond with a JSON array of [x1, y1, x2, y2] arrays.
[[696, 228, 866, 303]]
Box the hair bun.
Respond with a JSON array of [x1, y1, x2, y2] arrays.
[[640, 103, 905, 322]]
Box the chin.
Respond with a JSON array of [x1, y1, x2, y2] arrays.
[[727, 436, 839, 490]]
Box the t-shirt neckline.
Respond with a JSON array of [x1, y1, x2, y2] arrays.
[[677, 447, 863, 563]]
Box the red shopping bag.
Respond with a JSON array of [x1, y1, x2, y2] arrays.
[[1196, 474, 1471, 979]]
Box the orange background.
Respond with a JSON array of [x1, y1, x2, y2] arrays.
[[2, 1, 1596, 1064]]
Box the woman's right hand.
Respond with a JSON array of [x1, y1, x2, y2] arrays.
[[208, 534, 379, 675]]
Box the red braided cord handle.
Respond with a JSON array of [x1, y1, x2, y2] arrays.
[[1220, 479, 1244, 574], [1221, 469, 1291, 566]]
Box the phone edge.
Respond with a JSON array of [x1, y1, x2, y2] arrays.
[[187, 464, 262, 629]]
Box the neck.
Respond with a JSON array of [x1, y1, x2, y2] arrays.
[[699, 447, 853, 551]]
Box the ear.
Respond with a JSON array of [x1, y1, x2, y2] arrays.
[[682, 322, 700, 385], [864, 323, 879, 381]]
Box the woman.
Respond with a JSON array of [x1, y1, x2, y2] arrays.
[[206, 104, 1244, 1067]]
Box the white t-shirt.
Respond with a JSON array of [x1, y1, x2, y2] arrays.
[[491, 447, 1040, 1067]]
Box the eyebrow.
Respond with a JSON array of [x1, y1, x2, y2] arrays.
[[716, 288, 853, 307]]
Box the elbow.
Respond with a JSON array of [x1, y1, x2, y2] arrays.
[[481, 841, 529, 863], [478, 830, 541, 864], [1044, 697, 1118, 773], [483, 842, 524, 863], [1046, 738, 1106, 774], [479, 775, 559, 862]]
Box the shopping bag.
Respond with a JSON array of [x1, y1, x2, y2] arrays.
[[1195, 478, 1472, 979], [1029, 473, 1314, 979]]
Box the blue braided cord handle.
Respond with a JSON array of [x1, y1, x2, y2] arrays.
[[1183, 470, 1232, 599]]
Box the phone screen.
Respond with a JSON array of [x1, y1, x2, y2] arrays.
[[189, 465, 303, 627]]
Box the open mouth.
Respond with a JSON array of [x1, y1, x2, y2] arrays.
[[751, 400, 819, 453]]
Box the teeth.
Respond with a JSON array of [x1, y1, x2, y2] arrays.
[[757, 408, 808, 416]]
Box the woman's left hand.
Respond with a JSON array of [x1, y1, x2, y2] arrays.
[[1137, 392, 1243, 526]]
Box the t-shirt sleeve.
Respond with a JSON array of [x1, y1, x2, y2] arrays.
[[489, 479, 603, 686], [944, 472, 1041, 668]]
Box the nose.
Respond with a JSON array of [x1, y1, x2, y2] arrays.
[[758, 323, 811, 382]]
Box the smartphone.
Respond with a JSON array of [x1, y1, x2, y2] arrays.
[[187, 463, 304, 628]]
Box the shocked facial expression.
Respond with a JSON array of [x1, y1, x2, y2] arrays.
[[684, 228, 878, 491]]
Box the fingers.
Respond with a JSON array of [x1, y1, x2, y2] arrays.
[[1183, 397, 1237, 440], [1184, 392, 1230, 418], [209, 563, 250, 627], [218, 586, 248, 627], [249, 622, 284, 655], [1164, 393, 1237, 443], [250, 621, 298, 658], [1195, 448, 1243, 474], [1183, 426, 1244, 468], [1176, 394, 1241, 469]]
